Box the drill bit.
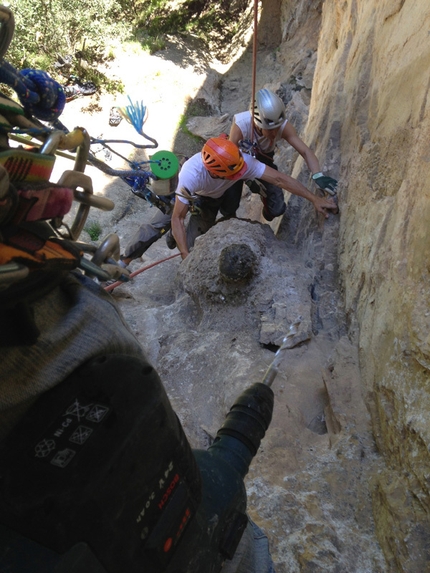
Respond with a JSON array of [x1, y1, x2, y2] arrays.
[[262, 317, 302, 387]]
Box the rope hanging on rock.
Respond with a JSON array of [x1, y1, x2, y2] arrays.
[[250, 0, 259, 146]]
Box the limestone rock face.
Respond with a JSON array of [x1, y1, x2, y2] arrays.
[[299, 0, 430, 568]]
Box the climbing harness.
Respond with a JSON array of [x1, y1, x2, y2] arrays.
[[238, 138, 258, 158], [0, 7, 180, 293], [176, 187, 203, 216]]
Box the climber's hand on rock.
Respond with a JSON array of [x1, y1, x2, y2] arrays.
[[313, 196, 339, 218]]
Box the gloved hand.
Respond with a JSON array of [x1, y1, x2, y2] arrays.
[[312, 172, 338, 194]]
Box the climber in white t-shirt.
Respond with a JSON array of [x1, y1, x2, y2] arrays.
[[170, 135, 338, 260]]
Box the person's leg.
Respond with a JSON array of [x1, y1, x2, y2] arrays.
[[122, 208, 172, 263], [185, 197, 221, 251], [219, 180, 243, 218], [251, 151, 287, 221], [252, 153, 286, 221], [258, 180, 286, 221]]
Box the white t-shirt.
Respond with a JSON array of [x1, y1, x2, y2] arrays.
[[233, 111, 288, 154], [176, 152, 266, 204]]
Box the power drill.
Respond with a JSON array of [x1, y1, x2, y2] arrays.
[[0, 353, 274, 572]]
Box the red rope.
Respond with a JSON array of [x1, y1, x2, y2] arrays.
[[103, 252, 181, 292], [251, 0, 259, 146]]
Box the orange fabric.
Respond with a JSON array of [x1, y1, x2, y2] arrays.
[[0, 229, 80, 270]]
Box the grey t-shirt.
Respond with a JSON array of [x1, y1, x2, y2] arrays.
[[0, 272, 143, 440]]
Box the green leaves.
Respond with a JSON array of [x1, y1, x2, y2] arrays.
[[3, 0, 250, 92], [6, 0, 131, 78]]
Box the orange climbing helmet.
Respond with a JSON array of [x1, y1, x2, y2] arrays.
[[202, 136, 247, 180]]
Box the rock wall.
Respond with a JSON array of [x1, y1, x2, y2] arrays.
[[87, 1, 430, 569], [280, 0, 430, 569]]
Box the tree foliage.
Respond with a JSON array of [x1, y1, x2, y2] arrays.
[[4, 0, 250, 87], [6, 0, 132, 74], [131, 0, 249, 41]]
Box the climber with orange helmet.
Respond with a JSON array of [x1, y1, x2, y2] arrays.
[[170, 134, 337, 260], [228, 88, 338, 221]]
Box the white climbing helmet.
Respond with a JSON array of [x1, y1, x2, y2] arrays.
[[253, 88, 286, 130]]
